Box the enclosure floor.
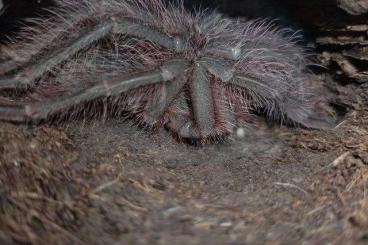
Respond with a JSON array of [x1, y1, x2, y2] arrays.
[[0, 109, 368, 245]]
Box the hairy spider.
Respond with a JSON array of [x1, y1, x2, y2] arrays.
[[0, 0, 333, 144]]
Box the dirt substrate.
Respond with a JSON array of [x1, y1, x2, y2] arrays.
[[0, 104, 367, 244]]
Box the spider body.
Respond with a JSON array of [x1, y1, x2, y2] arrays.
[[0, 0, 332, 144]]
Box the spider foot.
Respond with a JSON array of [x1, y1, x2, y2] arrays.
[[166, 112, 233, 144]]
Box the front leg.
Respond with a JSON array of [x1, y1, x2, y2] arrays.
[[0, 22, 114, 89], [112, 19, 184, 52], [0, 17, 186, 90], [188, 63, 216, 138], [0, 59, 189, 122], [126, 59, 190, 128]]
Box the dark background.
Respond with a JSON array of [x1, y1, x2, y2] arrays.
[[0, 0, 362, 42], [0, 0, 336, 40]]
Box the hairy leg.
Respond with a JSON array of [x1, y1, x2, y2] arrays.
[[189, 64, 216, 138], [166, 111, 200, 139], [142, 74, 187, 125], [231, 75, 278, 99], [0, 58, 188, 121], [166, 85, 236, 140], [0, 17, 93, 76], [112, 19, 184, 51], [0, 59, 19, 75], [166, 59, 238, 140], [0, 17, 187, 89], [0, 22, 114, 89]]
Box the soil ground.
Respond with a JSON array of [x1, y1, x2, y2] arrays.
[[0, 104, 368, 244]]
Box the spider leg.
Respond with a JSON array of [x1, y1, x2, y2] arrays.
[[0, 22, 114, 89], [0, 59, 18, 75], [232, 75, 336, 128], [0, 18, 186, 90], [166, 95, 235, 141], [202, 57, 276, 98], [142, 74, 187, 125], [201, 58, 239, 133], [201, 57, 235, 82], [212, 82, 237, 134], [205, 46, 242, 61], [112, 20, 184, 51], [186, 63, 216, 138], [231, 75, 279, 99], [167, 59, 239, 140], [166, 111, 200, 139], [0, 17, 90, 76], [0, 59, 188, 121]]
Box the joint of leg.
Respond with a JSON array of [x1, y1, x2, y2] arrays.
[[160, 59, 189, 81]]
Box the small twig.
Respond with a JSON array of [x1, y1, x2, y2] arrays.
[[331, 151, 350, 167], [90, 173, 123, 194], [337, 189, 347, 206], [274, 182, 310, 196], [314, 151, 350, 174], [333, 119, 347, 129], [345, 168, 368, 192], [117, 198, 147, 212], [332, 151, 351, 167], [306, 205, 327, 216]]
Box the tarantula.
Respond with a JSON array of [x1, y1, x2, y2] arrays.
[[0, 0, 332, 144]]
